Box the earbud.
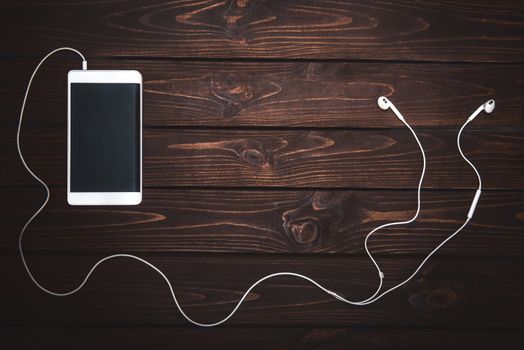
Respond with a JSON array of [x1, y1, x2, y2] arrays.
[[459, 100, 494, 218], [467, 99, 496, 122], [377, 96, 405, 121], [377, 96, 391, 110], [484, 99, 495, 114]]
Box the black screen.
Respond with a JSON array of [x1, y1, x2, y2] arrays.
[[71, 83, 140, 192]]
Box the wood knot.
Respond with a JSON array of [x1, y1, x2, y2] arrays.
[[409, 282, 465, 311], [282, 213, 322, 247], [228, 24, 246, 42], [223, 102, 241, 118], [224, 139, 271, 168], [280, 191, 361, 251], [426, 288, 459, 308], [240, 147, 266, 167], [210, 74, 281, 119], [291, 219, 319, 244], [236, 0, 250, 7], [221, 0, 276, 43], [210, 75, 254, 118]]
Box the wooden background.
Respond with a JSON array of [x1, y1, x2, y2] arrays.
[[1, 0, 524, 349]]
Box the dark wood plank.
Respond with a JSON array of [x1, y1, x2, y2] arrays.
[[3, 188, 523, 256], [1, 1, 523, 62], [1, 326, 523, 350], [0, 327, 303, 349], [3, 58, 523, 128], [288, 328, 524, 350], [4, 128, 524, 189], [3, 254, 524, 326]]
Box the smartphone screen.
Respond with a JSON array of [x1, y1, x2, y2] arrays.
[[70, 83, 140, 192]]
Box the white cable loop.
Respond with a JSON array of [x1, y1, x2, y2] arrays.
[[349, 118, 427, 305], [17, 47, 482, 326], [457, 120, 482, 190], [343, 111, 483, 306]]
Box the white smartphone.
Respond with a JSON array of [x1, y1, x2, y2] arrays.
[[67, 70, 142, 205]]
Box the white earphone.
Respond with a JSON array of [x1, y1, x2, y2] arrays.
[[471, 99, 496, 119], [16, 48, 495, 326], [460, 99, 494, 219], [377, 96, 405, 119]]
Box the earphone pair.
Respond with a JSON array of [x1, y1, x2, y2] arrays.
[[339, 96, 496, 306], [378, 95, 494, 219], [17, 48, 495, 326]]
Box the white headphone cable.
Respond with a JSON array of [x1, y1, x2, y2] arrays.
[[334, 100, 494, 306], [351, 111, 427, 304], [17, 47, 489, 326]]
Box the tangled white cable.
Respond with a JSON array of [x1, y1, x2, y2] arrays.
[[17, 48, 494, 326]]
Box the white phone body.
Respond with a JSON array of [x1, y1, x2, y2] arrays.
[[67, 70, 142, 205]]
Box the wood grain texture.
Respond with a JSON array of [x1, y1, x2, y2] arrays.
[[3, 58, 523, 128], [3, 254, 524, 326], [2, 0, 524, 345], [3, 188, 523, 256], [0, 1, 523, 61], [2, 327, 523, 350], [4, 128, 523, 189]]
